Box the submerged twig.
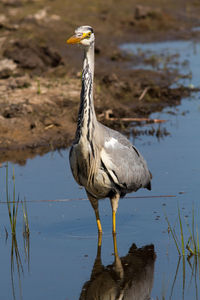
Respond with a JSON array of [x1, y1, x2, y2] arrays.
[[107, 116, 166, 123], [98, 109, 166, 123]]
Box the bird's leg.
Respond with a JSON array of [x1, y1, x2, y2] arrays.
[[87, 192, 102, 233], [110, 194, 120, 234], [98, 231, 102, 247], [112, 232, 124, 280], [90, 231, 103, 279], [113, 231, 118, 256]]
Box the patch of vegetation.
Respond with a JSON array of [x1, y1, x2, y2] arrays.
[[165, 204, 200, 257], [6, 164, 19, 236], [3, 163, 30, 300]]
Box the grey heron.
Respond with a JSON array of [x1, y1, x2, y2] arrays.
[[67, 25, 152, 234]]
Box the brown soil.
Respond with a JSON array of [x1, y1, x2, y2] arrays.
[[0, 0, 200, 163]]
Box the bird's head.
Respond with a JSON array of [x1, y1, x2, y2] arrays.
[[67, 26, 94, 47]]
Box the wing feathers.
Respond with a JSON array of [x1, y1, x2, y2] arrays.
[[101, 137, 151, 191]]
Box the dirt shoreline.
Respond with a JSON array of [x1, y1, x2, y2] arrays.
[[0, 0, 200, 163]]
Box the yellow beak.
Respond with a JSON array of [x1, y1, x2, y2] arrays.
[[66, 35, 82, 44], [66, 32, 89, 44]]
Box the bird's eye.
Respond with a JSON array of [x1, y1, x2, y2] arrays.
[[87, 32, 91, 38]]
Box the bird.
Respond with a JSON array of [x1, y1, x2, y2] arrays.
[[67, 25, 152, 234]]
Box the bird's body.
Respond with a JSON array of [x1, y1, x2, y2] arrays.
[[67, 26, 151, 233], [70, 123, 151, 199]]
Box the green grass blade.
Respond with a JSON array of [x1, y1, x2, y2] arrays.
[[165, 212, 181, 255], [22, 197, 30, 236], [6, 165, 13, 228], [182, 256, 186, 298], [178, 204, 185, 256], [169, 257, 181, 300], [197, 227, 199, 255], [192, 206, 197, 254], [13, 196, 19, 233]]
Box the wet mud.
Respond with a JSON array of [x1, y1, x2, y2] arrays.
[[0, 0, 200, 163]]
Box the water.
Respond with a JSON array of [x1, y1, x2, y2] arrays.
[[121, 40, 200, 87], [192, 26, 200, 32], [0, 40, 200, 300]]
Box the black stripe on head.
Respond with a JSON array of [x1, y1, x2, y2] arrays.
[[76, 26, 94, 35], [86, 26, 94, 33]]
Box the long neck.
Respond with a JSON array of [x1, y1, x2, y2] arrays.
[[75, 43, 97, 141]]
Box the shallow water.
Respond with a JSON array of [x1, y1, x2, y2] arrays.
[[0, 40, 200, 300], [121, 40, 200, 85]]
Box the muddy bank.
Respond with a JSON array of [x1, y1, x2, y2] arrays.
[[0, 70, 194, 164], [0, 0, 200, 163]]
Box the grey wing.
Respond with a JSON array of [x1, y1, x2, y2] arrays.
[[99, 126, 151, 192]]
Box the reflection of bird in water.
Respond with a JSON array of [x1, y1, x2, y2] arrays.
[[79, 234, 156, 300], [67, 26, 152, 233]]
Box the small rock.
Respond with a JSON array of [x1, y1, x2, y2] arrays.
[[49, 14, 61, 21], [4, 41, 63, 74], [76, 71, 82, 78], [43, 118, 54, 127], [7, 7, 20, 17], [135, 5, 162, 20], [25, 9, 47, 22], [0, 15, 7, 23], [1, 0, 22, 7], [110, 50, 124, 61], [0, 58, 17, 78], [0, 14, 18, 30], [34, 9, 47, 21], [8, 76, 31, 89], [102, 73, 118, 86], [25, 9, 60, 23], [0, 23, 19, 31], [0, 37, 6, 48], [2, 103, 22, 118]]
